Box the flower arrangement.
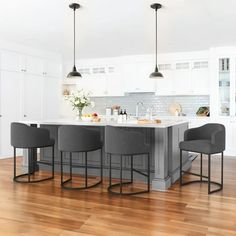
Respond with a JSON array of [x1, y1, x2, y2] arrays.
[[65, 89, 95, 119]]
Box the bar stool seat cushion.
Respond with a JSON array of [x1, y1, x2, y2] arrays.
[[179, 139, 220, 154]]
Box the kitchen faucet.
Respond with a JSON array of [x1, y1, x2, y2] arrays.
[[136, 102, 144, 119]]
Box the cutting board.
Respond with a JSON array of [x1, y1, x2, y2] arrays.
[[138, 119, 161, 124]]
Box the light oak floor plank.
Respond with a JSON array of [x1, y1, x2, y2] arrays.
[[0, 155, 235, 236]]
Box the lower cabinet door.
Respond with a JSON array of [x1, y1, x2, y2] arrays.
[[23, 74, 43, 120], [0, 71, 22, 158]]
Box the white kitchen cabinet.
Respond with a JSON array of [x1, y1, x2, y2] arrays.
[[106, 75, 124, 96], [24, 55, 44, 76], [191, 61, 209, 95], [210, 53, 234, 117], [0, 50, 62, 158], [0, 71, 22, 158], [63, 62, 124, 97], [156, 60, 209, 95], [223, 120, 235, 156], [43, 77, 60, 119], [44, 60, 62, 78], [172, 62, 192, 95], [72, 76, 123, 97], [1, 51, 44, 75], [22, 74, 43, 120], [0, 51, 23, 72], [0, 51, 61, 77], [156, 63, 173, 95], [84, 78, 107, 97], [123, 62, 156, 93]]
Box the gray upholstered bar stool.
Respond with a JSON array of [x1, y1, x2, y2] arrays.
[[58, 125, 103, 190], [11, 122, 55, 183], [105, 126, 150, 195], [179, 123, 225, 194]]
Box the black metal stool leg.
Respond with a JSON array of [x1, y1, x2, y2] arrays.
[[120, 155, 123, 194], [52, 146, 54, 179], [108, 153, 150, 195], [109, 154, 112, 187], [85, 152, 88, 188], [13, 146, 55, 184], [180, 149, 183, 186], [60, 151, 63, 185], [208, 154, 211, 194], [221, 152, 224, 188], [200, 153, 203, 181], [13, 147, 16, 179], [147, 153, 150, 192], [70, 152, 72, 180], [100, 148, 103, 183], [131, 155, 133, 184], [28, 149, 31, 182]]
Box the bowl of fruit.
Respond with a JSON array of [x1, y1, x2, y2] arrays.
[[91, 113, 101, 122], [81, 114, 93, 122]]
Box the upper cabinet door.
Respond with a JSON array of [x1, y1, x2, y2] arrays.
[[106, 75, 124, 96], [191, 61, 209, 95], [156, 63, 173, 95], [25, 55, 44, 76], [123, 62, 156, 93], [0, 51, 23, 72], [44, 60, 62, 78], [106, 65, 124, 96], [172, 62, 191, 94]]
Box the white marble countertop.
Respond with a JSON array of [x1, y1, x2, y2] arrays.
[[21, 119, 188, 129]]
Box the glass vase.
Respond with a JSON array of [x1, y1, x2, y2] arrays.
[[76, 107, 83, 120]]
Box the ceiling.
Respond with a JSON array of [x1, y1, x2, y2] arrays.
[[0, 0, 235, 59]]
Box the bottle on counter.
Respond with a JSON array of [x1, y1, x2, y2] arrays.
[[118, 109, 123, 123], [123, 109, 127, 122]]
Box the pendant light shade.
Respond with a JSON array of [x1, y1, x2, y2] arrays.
[[67, 66, 82, 78], [149, 67, 163, 78], [67, 3, 82, 78], [150, 3, 163, 79]]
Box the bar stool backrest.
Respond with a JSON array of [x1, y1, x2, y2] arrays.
[[11, 122, 51, 148], [184, 123, 225, 152], [58, 125, 102, 152], [105, 126, 148, 155]]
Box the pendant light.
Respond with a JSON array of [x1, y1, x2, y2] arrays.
[[150, 3, 163, 79], [67, 3, 82, 78]]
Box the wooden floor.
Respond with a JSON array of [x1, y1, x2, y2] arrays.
[[0, 155, 236, 236]]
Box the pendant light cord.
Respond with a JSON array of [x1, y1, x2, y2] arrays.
[[155, 8, 158, 71], [73, 8, 76, 67]]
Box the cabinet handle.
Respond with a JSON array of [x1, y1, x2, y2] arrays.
[[0, 115, 2, 117], [24, 115, 27, 117]]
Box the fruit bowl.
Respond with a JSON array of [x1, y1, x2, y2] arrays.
[[81, 116, 93, 122]]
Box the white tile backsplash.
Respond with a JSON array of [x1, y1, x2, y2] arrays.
[[89, 94, 209, 116]]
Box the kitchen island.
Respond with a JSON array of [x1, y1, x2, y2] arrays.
[[22, 119, 190, 191]]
